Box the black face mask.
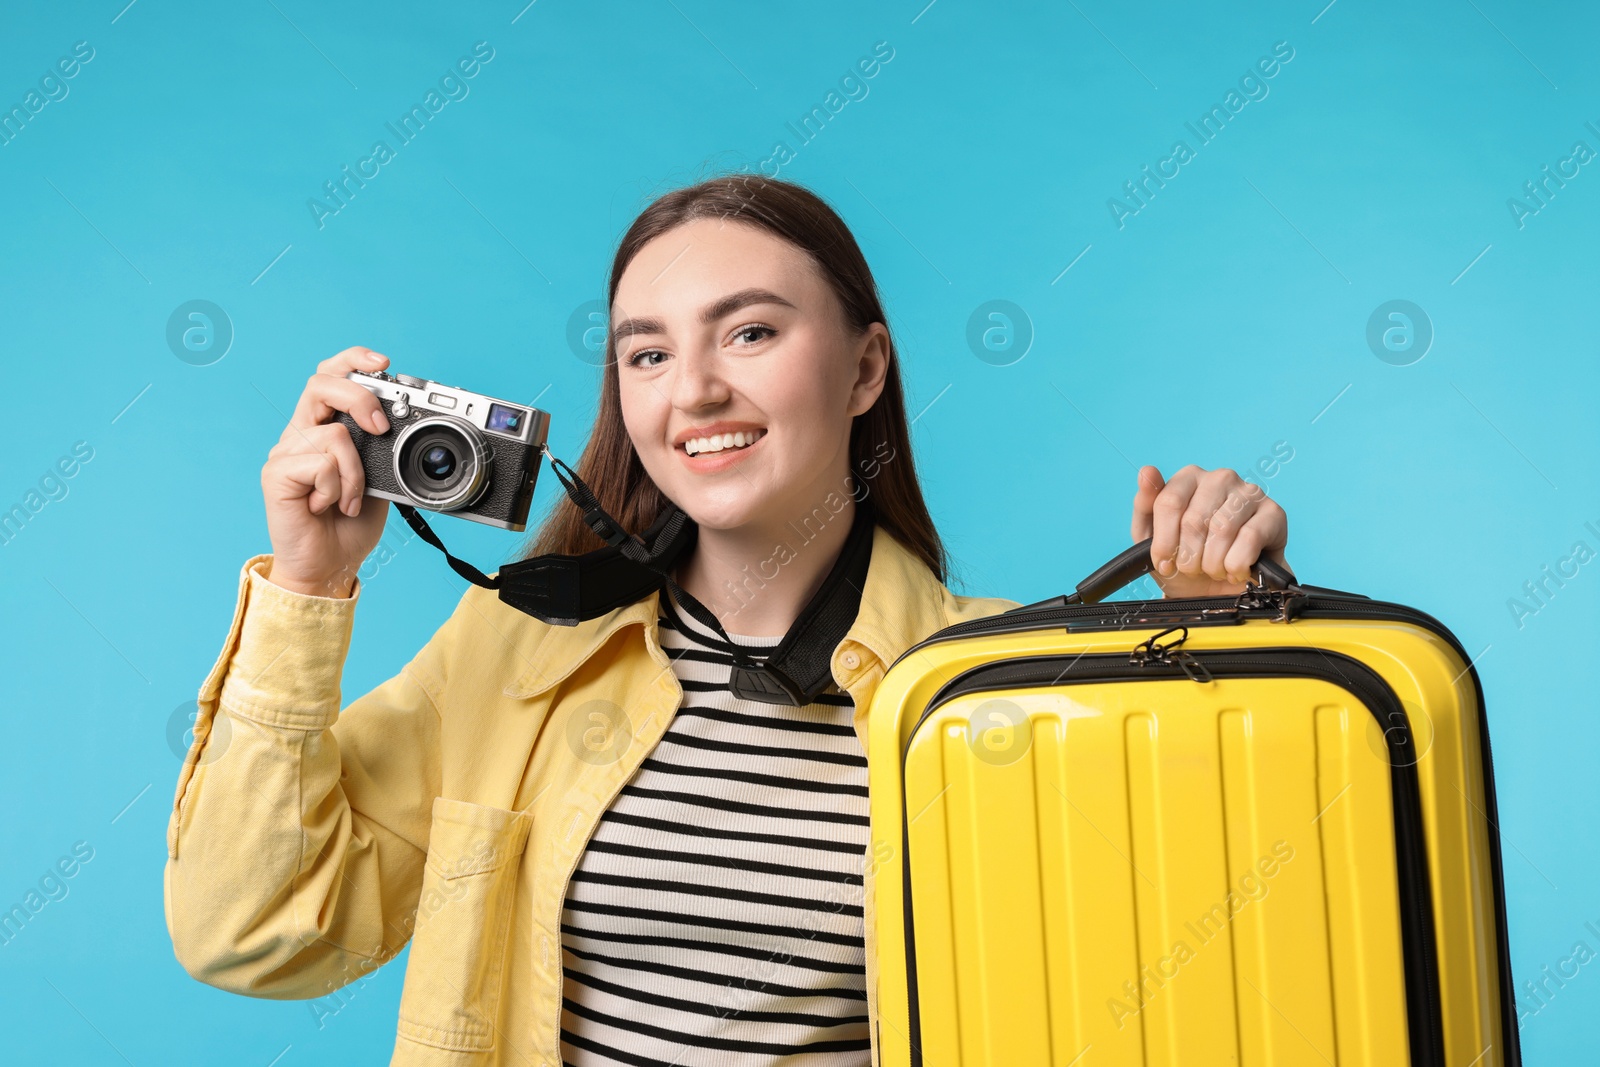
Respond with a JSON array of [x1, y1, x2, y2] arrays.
[[393, 450, 875, 707]]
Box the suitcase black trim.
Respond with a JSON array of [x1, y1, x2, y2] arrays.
[[894, 591, 1520, 1066], [897, 648, 1446, 1066]]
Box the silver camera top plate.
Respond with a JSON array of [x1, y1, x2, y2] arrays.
[[345, 369, 552, 448]]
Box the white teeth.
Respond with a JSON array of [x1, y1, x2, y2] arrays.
[[685, 429, 763, 456]]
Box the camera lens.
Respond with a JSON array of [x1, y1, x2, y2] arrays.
[[422, 445, 455, 480], [393, 417, 490, 511]]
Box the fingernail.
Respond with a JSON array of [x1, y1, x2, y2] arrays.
[[1157, 559, 1175, 576], [376, 414, 390, 432]]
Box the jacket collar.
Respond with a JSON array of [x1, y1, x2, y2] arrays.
[[502, 524, 950, 699]]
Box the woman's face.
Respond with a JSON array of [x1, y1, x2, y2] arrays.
[[612, 218, 889, 533]]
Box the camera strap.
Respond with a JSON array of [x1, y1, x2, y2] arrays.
[[392, 448, 874, 707]]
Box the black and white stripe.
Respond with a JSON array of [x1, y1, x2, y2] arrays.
[[558, 592, 871, 1067]]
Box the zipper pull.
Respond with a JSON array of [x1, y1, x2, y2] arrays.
[[1128, 625, 1214, 683], [1129, 625, 1189, 665], [1233, 583, 1307, 622], [1170, 648, 1214, 683]]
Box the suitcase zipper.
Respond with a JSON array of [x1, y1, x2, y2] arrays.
[[899, 647, 1447, 1067]]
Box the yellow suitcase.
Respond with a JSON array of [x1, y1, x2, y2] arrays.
[[868, 541, 1517, 1066]]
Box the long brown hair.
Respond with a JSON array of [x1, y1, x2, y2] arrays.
[[517, 173, 947, 583]]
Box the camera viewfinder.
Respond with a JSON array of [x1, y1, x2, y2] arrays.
[[487, 403, 526, 435]]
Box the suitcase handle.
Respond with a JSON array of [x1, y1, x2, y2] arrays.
[[1071, 537, 1296, 604]]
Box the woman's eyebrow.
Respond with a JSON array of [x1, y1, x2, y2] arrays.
[[611, 287, 796, 341]]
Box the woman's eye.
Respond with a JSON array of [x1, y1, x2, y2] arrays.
[[731, 324, 775, 346], [624, 348, 668, 368]]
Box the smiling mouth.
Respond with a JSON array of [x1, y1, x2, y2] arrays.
[[683, 429, 766, 457]]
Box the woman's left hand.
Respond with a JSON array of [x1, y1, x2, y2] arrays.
[[1131, 464, 1291, 598]]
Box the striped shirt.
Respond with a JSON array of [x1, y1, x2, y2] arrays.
[[558, 589, 872, 1067]]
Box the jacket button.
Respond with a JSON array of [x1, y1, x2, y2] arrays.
[[841, 650, 861, 671]]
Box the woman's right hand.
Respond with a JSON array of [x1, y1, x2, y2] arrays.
[[261, 347, 395, 598]]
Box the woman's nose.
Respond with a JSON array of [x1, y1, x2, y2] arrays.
[[670, 346, 732, 410]]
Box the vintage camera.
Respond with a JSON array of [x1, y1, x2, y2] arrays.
[[334, 370, 551, 531]]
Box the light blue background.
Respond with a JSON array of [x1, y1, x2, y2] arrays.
[[1, 0, 1595, 1062]]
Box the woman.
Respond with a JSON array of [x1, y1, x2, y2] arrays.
[[165, 175, 1289, 1066]]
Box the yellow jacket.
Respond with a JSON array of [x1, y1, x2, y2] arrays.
[[164, 525, 1019, 1066]]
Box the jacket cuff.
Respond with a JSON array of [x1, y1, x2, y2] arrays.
[[214, 554, 362, 730]]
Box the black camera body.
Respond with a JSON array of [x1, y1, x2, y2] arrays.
[[335, 369, 551, 531]]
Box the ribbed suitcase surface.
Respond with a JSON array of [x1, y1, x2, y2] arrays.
[[869, 583, 1516, 1067]]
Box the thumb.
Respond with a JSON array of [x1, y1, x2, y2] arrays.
[[1131, 465, 1164, 542]]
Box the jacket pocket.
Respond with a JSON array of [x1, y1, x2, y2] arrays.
[[396, 797, 532, 1054]]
